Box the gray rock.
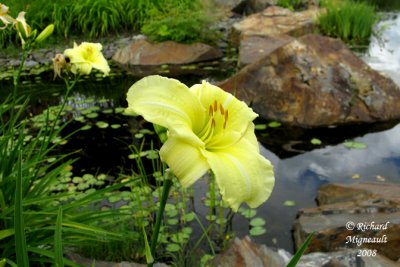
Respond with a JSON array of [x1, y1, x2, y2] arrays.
[[219, 34, 400, 127], [67, 253, 169, 267], [298, 249, 400, 267], [293, 182, 400, 262], [209, 236, 290, 267]]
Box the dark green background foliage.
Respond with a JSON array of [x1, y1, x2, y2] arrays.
[[0, 0, 217, 47]]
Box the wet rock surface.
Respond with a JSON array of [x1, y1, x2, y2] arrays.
[[220, 34, 400, 127], [294, 182, 400, 263]]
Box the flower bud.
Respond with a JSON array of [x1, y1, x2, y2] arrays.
[[35, 24, 54, 43], [52, 53, 66, 80]]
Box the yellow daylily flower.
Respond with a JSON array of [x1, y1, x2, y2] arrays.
[[0, 3, 15, 29], [64, 42, 110, 76], [15, 11, 31, 40], [126, 75, 275, 211]]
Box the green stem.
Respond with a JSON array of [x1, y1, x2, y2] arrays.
[[209, 172, 216, 217], [148, 172, 173, 267]]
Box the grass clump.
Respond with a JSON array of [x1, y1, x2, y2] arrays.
[[319, 0, 377, 45]]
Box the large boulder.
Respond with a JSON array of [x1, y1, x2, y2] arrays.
[[230, 6, 320, 46], [238, 34, 294, 67], [293, 182, 400, 262], [219, 34, 400, 127], [112, 39, 222, 65]]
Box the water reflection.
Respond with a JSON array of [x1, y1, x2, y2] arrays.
[[362, 12, 400, 86], [254, 122, 400, 252]]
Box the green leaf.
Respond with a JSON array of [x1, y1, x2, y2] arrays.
[[142, 225, 153, 264], [310, 138, 322, 145], [250, 217, 266, 227], [343, 140, 367, 149], [286, 232, 315, 267], [96, 121, 109, 129], [85, 112, 98, 119], [284, 200, 296, 207], [0, 229, 15, 240], [255, 124, 267, 130], [249, 226, 266, 236], [183, 212, 195, 222], [54, 207, 64, 267], [15, 153, 29, 267], [166, 243, 180, 252], [239, 208, 257, 218], [268, 121, 281, 128]]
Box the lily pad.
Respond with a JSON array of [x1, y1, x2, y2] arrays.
[[283, 200, 296, 206], [268, 121, 281, 128], [96, 121, 109, 129], [343, 140, 367, 149], [111, 124, 121, 129], [250, 217, 266, 227], [255, 124, 267, 130], [249, 226, 266, 236], [86, 112, 98, 119], [310, 138, 322, 145]]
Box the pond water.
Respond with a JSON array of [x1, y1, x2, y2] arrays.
[[2, 10, 400, 255]]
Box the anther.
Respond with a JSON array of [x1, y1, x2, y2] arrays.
[[213, 100, 218, 112], [209, 105, 213, 117], [223, 110, 229, 129], [219, 104, 225, 115]]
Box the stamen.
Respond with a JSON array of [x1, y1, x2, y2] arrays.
[[224, 110, 228, 129], [211, 118, 216, 129], [213, 100, 217, 112], [219, 104, 225, 115], [209, 105, 213, 117]]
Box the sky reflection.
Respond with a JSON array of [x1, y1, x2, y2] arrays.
[[256, 122, 400, 252]]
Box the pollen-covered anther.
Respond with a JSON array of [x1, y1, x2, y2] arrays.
[[223, 110, 228, 129], [219, 103, 225, 115]]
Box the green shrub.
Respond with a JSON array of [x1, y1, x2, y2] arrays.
[[277, 0, 305, 10], [141, 0, 219, 44], [318, 1, 377, 45]]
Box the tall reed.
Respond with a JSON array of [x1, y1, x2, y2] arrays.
[[319, 1, 377, 45]]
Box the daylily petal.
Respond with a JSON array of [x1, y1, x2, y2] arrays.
[[190, 81, 258, 137], [160, 135, 209, 187], [126, 75, 206, 141], [202, 129, 274, 211], [15, 12, 31, 38]]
